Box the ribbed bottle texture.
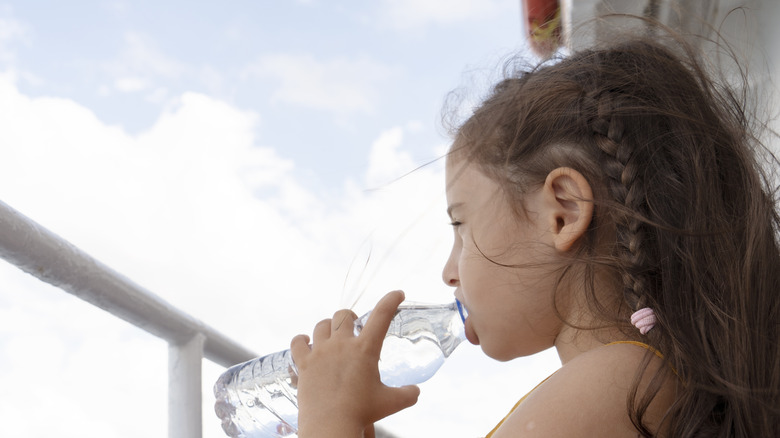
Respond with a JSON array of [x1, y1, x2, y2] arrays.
[[213, 300, 467, 437]]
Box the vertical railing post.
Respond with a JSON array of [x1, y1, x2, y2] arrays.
[[169, 332, 206, 438]]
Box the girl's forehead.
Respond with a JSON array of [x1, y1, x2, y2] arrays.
[[446, 137, 470, 161], [444, 153, 469, 189], [445, 157, 500, 197], [444, 139, 473, 174]]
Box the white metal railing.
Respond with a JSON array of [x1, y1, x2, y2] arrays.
[[0, 199, 401, 438], [0, 199, 257, 438]]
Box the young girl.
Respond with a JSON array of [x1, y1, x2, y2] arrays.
[[289, 35, 780, 437]]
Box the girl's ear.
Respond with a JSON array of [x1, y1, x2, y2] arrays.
[[542, 167, 594, 252]]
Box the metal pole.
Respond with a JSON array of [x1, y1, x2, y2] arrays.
[[169, 333, 206, 438], [0, 199, 256, 367]]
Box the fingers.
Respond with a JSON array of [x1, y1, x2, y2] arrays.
[[331, 309, 358, 336], [312, 317, 332, 344], [375, 384, 420, 420], [303, 309, 358, 353], [292, 291, 404, 364], [290, 334, 310, 363], [389, 385, 420, 409], [361, 290, 405, 349]]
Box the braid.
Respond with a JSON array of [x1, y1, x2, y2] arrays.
[[585, 90, 653, 312], [455, 37, 780, 436]]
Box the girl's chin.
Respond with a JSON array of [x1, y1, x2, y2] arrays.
[[464, 317, 480, 345]]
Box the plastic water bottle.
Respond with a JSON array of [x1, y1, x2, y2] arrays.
[[213, 300, 468, 438]]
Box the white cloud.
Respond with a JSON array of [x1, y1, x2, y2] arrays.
[[0, 75, 559, 438], [103, 32, 186, 95], [114, 75, 149, 92], [242, 54, 395, 113], [0, 6, 30, 65], [198, 65, 226, 96], [121, 32, 185, 78], [144, 86, 169, 103], [365, 126, 416, 187], [377, 0, 517, 31], [104, 1, 130, 16]]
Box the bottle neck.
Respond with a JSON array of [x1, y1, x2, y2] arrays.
[[355, 301, 466, 357]]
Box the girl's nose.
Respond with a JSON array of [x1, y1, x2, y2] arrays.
[[442, 249, 459, 287]]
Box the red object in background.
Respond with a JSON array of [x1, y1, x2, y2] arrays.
[[523, 0, 562, 58]]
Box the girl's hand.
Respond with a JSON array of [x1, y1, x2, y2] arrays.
[[290, 290, 421, 438]]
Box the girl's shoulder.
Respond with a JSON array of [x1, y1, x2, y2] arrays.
[[490, 342, 676, 438]]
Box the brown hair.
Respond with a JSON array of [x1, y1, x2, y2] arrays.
[[449, 33, 780, 437]]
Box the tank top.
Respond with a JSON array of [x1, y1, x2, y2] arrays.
[[483, 341, 661, 438]]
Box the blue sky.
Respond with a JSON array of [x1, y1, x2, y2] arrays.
[[5, 0, 527, 190], [0, 1, 563, 437]]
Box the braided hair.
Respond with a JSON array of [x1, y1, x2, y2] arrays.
[[450, 36, 780, 437]]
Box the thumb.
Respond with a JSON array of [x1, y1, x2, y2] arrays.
[[375, 385, 420, 419]]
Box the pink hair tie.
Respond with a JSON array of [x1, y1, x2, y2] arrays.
[[630, 307, 657, 335]]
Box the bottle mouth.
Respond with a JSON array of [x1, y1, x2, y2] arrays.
[[455, 299, 468, 323]]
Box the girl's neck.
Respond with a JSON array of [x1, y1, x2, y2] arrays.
[[553, 274, 627, 364], [554, 322, 629, 364]]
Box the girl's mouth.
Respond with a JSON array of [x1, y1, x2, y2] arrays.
[[455, 299, 479, 345]]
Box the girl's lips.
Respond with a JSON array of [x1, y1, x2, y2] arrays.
[[455, 295, 478, 344], [464, 316, 480, 345]]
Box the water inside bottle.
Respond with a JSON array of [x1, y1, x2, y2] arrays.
[[214, 300, 467, 437], [375, 301, 465, 387], [379, 334, 446, 387], [215, 349, 300, 437]]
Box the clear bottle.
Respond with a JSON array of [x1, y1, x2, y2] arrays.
[[213, 300, 468, 438]]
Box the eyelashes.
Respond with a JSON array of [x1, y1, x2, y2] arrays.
[[449, 220, 462, 227]]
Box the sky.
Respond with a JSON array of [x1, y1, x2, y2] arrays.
[[0, 1, 563, 437]]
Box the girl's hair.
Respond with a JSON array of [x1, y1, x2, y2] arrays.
[[449, 30, 780, 437]]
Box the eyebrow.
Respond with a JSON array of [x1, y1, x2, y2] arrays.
[[446, 202, 464, 219]]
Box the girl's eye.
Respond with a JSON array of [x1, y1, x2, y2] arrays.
[[449, 221, 462, 227]]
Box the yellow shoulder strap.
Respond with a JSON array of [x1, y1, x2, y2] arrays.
[[604, 340, 664, 359], [484, 374, 553, 437]]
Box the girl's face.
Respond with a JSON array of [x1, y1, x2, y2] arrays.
[[442, 155, 563, 361]]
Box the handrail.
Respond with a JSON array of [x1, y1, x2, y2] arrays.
[[0, 199, 257, 438], [0, 198, 399, 438], [0, 199, 256, 367]]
